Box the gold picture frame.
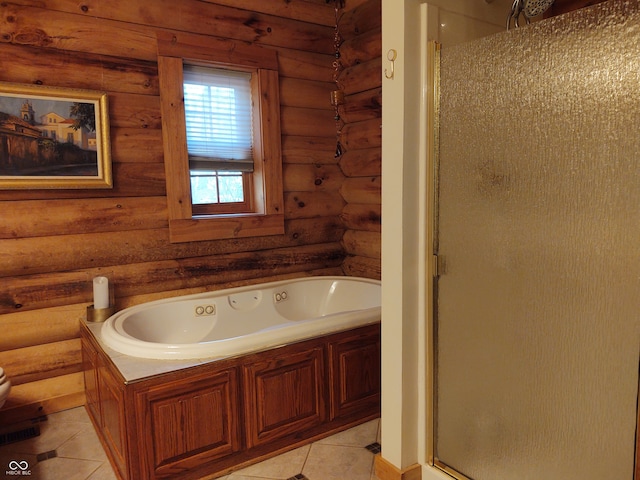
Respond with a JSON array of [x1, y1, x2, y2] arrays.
[[0, 81, 112, 189]]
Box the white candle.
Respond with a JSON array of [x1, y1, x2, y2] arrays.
[[93, 276, 110, 309]]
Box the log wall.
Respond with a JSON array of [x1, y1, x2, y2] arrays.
[[337, 0, 382, 279], [0, 0, 379, 424]]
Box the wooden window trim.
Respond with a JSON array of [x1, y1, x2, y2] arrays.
[[157, 32, 284, 243]]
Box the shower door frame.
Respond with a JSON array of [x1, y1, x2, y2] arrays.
[[420, 6, 462, 479], [423, 34, 473, 480]]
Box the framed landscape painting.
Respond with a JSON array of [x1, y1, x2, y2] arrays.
[[0, 81, 112, 189]]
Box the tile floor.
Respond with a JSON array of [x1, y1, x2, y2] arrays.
[[0, 407, 382, 480]]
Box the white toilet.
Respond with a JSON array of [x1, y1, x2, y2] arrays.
[[0, 368, 11, 409]]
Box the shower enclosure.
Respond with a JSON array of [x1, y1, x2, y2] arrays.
[[433, 1, 640, 479]]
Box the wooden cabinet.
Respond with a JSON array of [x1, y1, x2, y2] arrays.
[[81, 322, 380, 480]]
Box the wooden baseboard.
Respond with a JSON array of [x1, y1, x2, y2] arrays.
[[374, 454, 422, 480]]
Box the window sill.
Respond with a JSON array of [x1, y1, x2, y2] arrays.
[[168, 213, 284, 243]]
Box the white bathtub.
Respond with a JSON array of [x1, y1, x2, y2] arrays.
[[100, 276, 381, 360]]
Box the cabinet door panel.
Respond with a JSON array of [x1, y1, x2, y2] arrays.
[[100, 363, 129, 479], [135, 368, 241, 479], [329, 325, 381, 420], [81, 337, 100, 423], [244, 346, 326, 447]]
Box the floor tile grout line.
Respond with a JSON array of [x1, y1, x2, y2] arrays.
[[54, 428, 109, 463], [84, 462, 106, 480], [299, 441, 312, 478]]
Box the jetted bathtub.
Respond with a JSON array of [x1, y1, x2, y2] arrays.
[[100, 276, 380, 360]]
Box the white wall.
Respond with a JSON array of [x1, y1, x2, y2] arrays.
[[424, 0, 512, 46]]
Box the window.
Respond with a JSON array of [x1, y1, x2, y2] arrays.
[[157, 32, 284, 243], [183, 66, 253, 215], [190, 171, 246, 205]]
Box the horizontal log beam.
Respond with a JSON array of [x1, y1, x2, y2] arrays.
[[0, 305, 83, 351], [0, 243, 346, 314], [341, 255, 381, 280], [0, 373, 84, 425], [283, 164, 345, 192], [343, 0, 370, 13], [284, 191, 346, 219], [0, 197, 168, 239], [339, 147, 381, 178], [340, 118, 382, 151], [340, 176, 381, 205], [0, 42, 158, 95], [110, 127, 164, 164], [342, 230, 381, 259], [341, 204, 381, 232], [109, 93, 162, 129], [339, 88, 382, 124], [337, 57, 382, 96], [281, 106, 336, 137], [0, 2, 334, 59], [338, 0, 381, 41], [1, 217, 345, 277], [0, 30, 334, 93], [201, 0, 336, 26], [0, 163, 167, 202], [282, 136, 338, 165], [275, 48, 334, 82], [0, 339, 82, 386], [280, 78, 335, 109], [339, 28, 381, 68]]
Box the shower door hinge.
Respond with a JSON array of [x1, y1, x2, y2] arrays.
[[433, 254, 446, 277]]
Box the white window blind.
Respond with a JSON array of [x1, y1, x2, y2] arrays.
[[183, 65, 254, 172]]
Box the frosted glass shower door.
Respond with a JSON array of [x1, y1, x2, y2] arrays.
[[434, 2, 640, 480]]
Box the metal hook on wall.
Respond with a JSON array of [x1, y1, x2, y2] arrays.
[[385, 49, 397, 79]]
